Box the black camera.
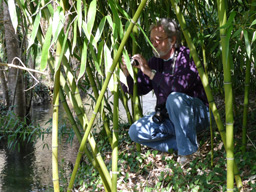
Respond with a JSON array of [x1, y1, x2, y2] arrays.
[[130, 57, 139, 66], [152, 104, 169, 124]]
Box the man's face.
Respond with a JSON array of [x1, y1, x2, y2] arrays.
[[150, 26, 173, 59]]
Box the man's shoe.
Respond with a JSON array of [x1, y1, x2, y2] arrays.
[[177, 150, 200, 166]]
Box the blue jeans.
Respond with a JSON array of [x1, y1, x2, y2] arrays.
[[128, 92, 210, 156]]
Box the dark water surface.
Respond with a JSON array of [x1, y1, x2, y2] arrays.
[[0, 93, 156, 192], [0, 103, 79, 192]]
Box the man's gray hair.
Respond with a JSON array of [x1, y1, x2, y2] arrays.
[[149, 18, 181, 48]]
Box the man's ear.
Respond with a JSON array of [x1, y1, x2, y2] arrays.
[[172, 36, 177, 45]]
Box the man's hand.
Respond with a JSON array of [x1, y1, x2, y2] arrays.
[[132, 54, 153, 78]]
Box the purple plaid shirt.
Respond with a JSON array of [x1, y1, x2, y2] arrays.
[[122, 46, 208, 106]]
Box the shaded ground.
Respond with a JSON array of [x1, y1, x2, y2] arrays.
[[71, 94, 256, 192]]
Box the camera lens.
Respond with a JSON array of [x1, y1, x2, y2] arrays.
[[130, 58, 139, 66]]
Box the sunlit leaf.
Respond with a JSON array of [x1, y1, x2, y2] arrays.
[[72, 18, 78, 53], [252, 31, 256, 45], [77, 40, 87, 83], [92, 16, 107, 49], [40, 24, 52, 71], [104, 43, 114, 91], [97, 41, 104, 72], [27, 12, 41, 50], [89, 44, 102, 76], [51, 6, 65, 46], [8, 0, 18, 33], [87, 0, 97, 38], [249, 19, 256, 28], [55, 24, 72, 71], [243, 30, 251, 59], [122, 49, 134, 80], [77, 0, 82, 35]]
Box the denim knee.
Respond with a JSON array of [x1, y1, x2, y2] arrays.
[[166, 92, 186, 113], [128, 124, 139, 143]]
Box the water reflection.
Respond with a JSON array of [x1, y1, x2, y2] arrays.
[[0, 103, 80, 192], [0, 92, 156, 191]]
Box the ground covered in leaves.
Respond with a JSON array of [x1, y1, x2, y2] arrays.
[[67, 95, 256, 192]]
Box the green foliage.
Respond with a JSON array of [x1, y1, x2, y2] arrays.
[[70, 124, 256, 191], [2, 0, 256, 191], [0, 111, 43, 150]]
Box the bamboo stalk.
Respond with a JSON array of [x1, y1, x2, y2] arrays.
[[48, 56, 112, 192], [52, 41, 61, 192], [60, 59, 111, 192], [86, 61, 112, 146], [242, 57, 251, 153], [216, 1, 235, 190], [131, 10, 142, 152], [67, 1, 148, 190], [242, 0, 254, 153], [193, 0, 214, 166], [111, 70, 119, 192], [59, 64, 112, 192], [119, 82, 133, 124], [170, 0, 243, 190]]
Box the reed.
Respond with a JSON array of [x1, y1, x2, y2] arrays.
[[67, 1, 148, 190], [170, 0, 243, 190]]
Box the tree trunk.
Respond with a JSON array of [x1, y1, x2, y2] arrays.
[[0, 65, 9, 107], [3, 1, 26, 118]]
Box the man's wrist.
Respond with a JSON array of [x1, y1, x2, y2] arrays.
[[150, 69, 156, 80]]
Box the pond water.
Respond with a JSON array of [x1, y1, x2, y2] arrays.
[[0, 93, 156, 191]]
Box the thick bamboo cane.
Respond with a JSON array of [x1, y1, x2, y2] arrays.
[[59, 61, 112, 191], [216, 0, 235, 190], [170, 0, 243, 190], [67, 0, 148, 190], [48, 58, 110, 190], [111, 71, 119, 192], [132, 19, 142, 152], [52, 41, 61, 192]]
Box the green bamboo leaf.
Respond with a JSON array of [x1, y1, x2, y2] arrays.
[[219, 11, 236, 30], [46, 3, 54, 16], [72, 18, 78, 53], [82, 21, 90, 39], [89, 44, 102, 75], [231, 28, 242, 39], [77, 0, 82, 35], [252, 31, 256, 45], [27, 12, 41, 50], [8, 0, 18, 33], [87, 0, 97, 39], [249, 19, 256, 27], [137, 23, 159, 55], [109, 0, 123, 39], [122, 49, 134, 80], [97, 41, 104, 71], [106, 15, 114, 34], [115, 1, 131, 19], [92, 16, 107, 49], [77, 40, 87, 83], [55, 24, 72, 71], [40, 24, 52, 71], [243, 30, 251, 59], [51, 6, 65, 46], [104, 43, 114, 92]]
